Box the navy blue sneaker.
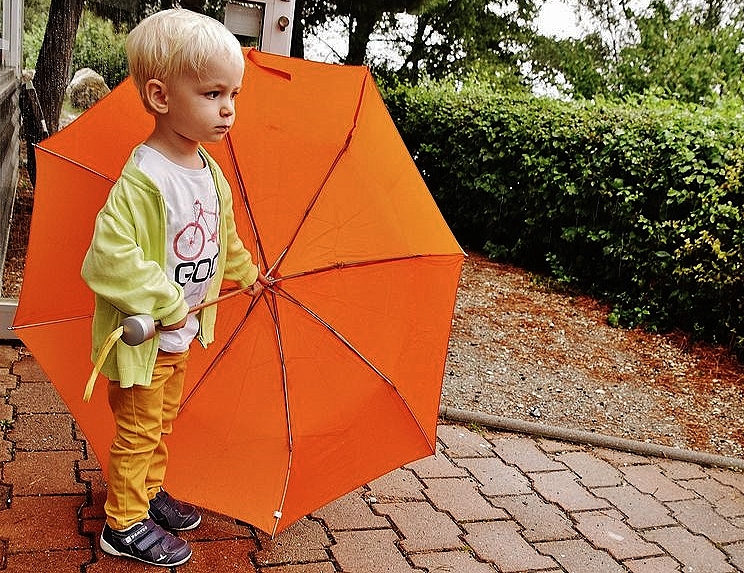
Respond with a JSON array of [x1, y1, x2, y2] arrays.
[[149, 489, 202, 531], [100, 517, 192, 567]]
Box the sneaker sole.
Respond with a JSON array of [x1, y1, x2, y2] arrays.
[[100, 535, 192, 567]]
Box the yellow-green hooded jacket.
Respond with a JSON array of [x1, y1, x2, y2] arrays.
[[81, 146, 259, 388]]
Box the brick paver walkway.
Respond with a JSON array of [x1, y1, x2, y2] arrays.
[[2, 342, 744, 572]]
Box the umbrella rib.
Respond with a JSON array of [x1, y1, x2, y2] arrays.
[[11, 314, 93, 330], [263, 291, 294, 537], [225, 133, 271, 273], [270, 73, 370, 278], [35, 146, 117, 183], [270, 254, 430, 284], [272, 286, 436, 452]]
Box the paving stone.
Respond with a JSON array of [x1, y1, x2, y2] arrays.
[[556, 451, 624, 487], [4, 450, 85, 495], [657, 459, 707, 481], [594, 448, 652, 466], [623, 556, 682, 573], [9, 413, 80, 451], [375, 501, 462, 552], [331, 529, 415, 573], [255, 519, 331, 566], [530, 470, 610, 511], [489, 435, 564, 472], [573, 510, 664, 560], [643, 526, 735, 573], [666, 498, 744, 544], [0, 369, 17, 392], [78, 469, 106, 520], [410, 549, 497, 573], [10, 382, 68, 413], [367, 467, 426, 501], [620, 464, 696, 502], [180, 539, 258, 572], [709, 468, 744, 494], [537, 438, 584, 454], [0, 495, 88, 552], [424, 476, 508, 521], [0, 402, 12, 421], [683, 477, 744, 518], [312, 489, 389, 530], [464, 521, 557, 572], [12, 356, 48, 381], [80, 516, 104, 542], [725, 540, 744, 571], [180, 510, 256, 542], [594, 485, 676, 528], [4, 549, 91, 573], [536, 538, 627, 573], [437, 425, 494, 458], [0, 438, 12, 462], [405, 444, 469, 478], [491, 494, 577, 542], [261, 564, 336, 573], [0, 344, 20, 365], [457, 457, 531, 496], [87, 553, 166, 571]]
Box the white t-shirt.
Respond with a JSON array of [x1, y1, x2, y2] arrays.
[[135, 145, 221, 353]]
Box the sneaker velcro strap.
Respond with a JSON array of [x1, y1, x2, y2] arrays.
[[127, 523, 166, 552]]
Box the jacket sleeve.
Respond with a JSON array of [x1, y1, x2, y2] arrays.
[[81, 182, 189, 327]]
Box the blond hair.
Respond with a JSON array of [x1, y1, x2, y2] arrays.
[[126, 8, 243, 105]]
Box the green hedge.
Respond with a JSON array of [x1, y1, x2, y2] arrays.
[[383, 84, 744, 353]]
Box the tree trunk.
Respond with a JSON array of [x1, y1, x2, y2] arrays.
[[346, 5, 380, 65], [33, 0, 85, 135], [290, 0, 306, 59], [179, 0, 204, 13]]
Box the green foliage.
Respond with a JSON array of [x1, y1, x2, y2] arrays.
[[72, 11, 128, 88], [609, 1, 744, 104], [24, 8, 128, 88], [529, 0, 744, 103], [384, 82, 744, 355], [22, 0, 49, 69]]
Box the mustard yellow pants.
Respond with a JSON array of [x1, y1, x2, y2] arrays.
[[104, 350, 189, 530]]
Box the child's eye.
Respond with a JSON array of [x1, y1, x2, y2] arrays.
[[206, 91, 220, 99]]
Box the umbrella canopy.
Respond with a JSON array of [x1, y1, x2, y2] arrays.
[[13, 49, 464, 536]]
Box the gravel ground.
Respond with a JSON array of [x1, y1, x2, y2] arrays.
[[442, 251, 744, 459]]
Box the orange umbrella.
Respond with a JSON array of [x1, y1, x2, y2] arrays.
[[12, 49, 464, 536]]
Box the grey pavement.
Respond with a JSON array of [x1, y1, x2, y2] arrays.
[[2, 342, 744, 572]]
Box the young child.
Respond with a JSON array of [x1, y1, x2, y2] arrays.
[[81, 8, 267, 567]]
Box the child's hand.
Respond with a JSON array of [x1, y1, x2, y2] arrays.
[[158, 316, 188, 331], [246, 273, 271, 297]]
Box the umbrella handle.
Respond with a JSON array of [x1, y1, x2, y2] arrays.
[[83, 283, 266, 402], [119, 285, 258, 346]]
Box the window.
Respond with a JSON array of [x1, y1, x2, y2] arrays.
[[0, 0, 21, 72], [224, 2, 266, 49]]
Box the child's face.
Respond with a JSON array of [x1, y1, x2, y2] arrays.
[[157, 54, 244, 146]]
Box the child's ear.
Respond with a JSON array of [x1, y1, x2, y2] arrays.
[[144, 79, 168, 114]]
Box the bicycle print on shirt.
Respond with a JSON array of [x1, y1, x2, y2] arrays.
[[173, 198, 220, 288], [174, 198, 219, 261]]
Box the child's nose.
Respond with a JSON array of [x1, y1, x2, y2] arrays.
[[221, 100, 235, 116]]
